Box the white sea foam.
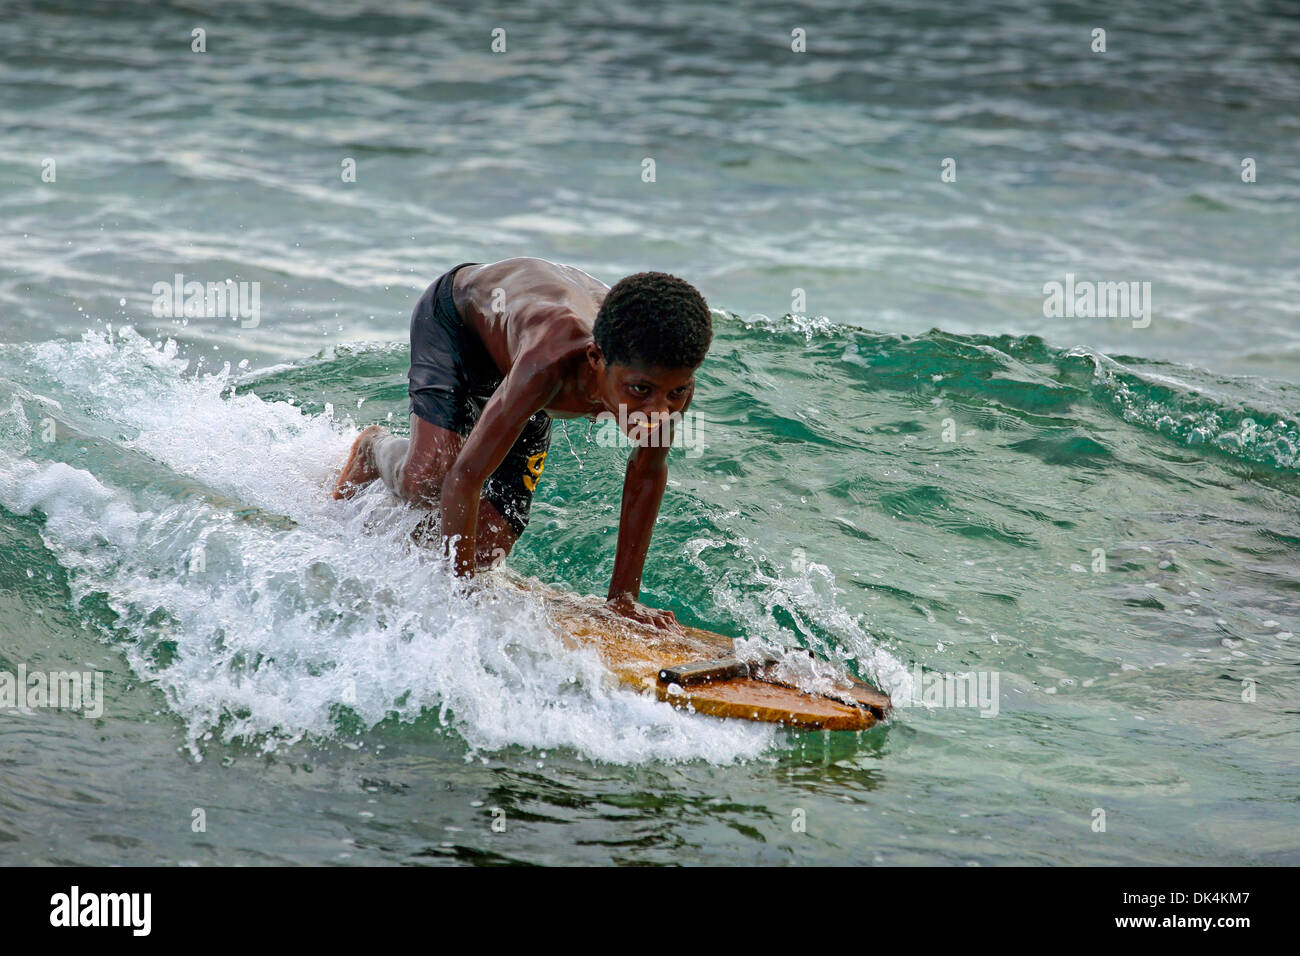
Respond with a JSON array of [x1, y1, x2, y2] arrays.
[[683, 535, 914, 705], [1, 329, 777, 764]]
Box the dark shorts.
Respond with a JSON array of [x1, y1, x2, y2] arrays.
[[408, 262, 551, 537]]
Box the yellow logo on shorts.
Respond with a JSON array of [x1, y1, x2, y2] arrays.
[[523, 450, 547, 491]]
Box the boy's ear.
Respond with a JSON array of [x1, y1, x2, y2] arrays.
[[586, 342, 604, 371]]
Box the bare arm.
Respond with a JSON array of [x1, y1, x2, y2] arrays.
[[606, 441, 683, 633], [441, 358, 559, 575]]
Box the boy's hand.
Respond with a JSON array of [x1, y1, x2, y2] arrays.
[[606, 594, 685, 634]]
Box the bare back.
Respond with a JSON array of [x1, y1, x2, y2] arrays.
[[452, 258, 609, 391]]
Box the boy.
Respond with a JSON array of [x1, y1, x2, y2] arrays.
[[332, 257, 712, 633]]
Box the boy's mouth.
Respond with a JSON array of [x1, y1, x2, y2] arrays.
[[623, 410, 674, 445]]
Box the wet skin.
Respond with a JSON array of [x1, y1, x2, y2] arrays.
[[334, 257, 697, 633]]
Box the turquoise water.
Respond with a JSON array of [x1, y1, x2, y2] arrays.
[[1, 0, 1298, 865]]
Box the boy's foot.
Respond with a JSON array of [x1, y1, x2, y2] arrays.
[[332, 425, 384, 499]]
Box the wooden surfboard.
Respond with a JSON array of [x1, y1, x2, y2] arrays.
[[503, 575, 891, 731]]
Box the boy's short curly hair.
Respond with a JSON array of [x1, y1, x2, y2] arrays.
[[593, 272, 712, 369]]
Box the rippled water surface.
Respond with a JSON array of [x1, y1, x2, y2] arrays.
[[1, 0, 1297, 865]]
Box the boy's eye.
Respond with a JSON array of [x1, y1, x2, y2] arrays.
[[629, 384, 650, 396]]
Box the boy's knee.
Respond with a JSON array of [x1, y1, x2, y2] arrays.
[[400, 463, 443, 505]]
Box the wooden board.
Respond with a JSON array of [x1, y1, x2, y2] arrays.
[[502, 575, 891, 731]]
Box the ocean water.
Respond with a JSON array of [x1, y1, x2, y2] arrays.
[[1, 0, 1298, 865]]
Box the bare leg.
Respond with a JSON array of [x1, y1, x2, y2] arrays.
[[332, 415, 456, 502], [370, 429, 413, 497], [411, 496, 518, 566], [474, 498, 520, 567], [337, 414, 521, 564]]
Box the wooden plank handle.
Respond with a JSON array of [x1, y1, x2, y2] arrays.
[[658, 657, 751, 686]]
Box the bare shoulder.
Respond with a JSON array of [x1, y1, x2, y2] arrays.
[[455, 258, 608, 310], [453, 258, 606, 371]]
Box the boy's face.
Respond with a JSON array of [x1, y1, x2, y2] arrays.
[[589, 348, 697, 441]]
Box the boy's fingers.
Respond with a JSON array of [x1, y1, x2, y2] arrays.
[[656, 611, 684, 634]]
